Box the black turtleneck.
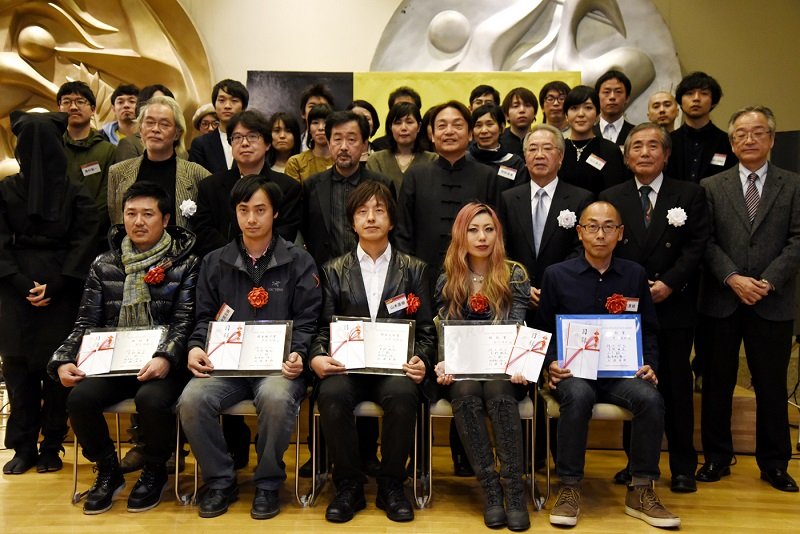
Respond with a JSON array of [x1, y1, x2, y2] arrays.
[[137, 151, 178, 218]]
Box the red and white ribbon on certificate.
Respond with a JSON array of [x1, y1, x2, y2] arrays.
[[564, 330, 600, 369], [207, 328, 243, 357], [505, 337, 548, 372], [330, 325, 364, 358], [77, 335, 115, 367]]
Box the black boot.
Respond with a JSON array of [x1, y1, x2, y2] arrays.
[[452, 395, 506, 529], [127, 462, 168, 512], [488, 395, 530, 532], [84, 452, 126, 515]]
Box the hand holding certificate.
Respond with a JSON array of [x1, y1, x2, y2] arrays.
[[556, 315, 643, 379], [76, 327, 167, 376]]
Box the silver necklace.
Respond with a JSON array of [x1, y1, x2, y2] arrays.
[[568, 137, 593, 162], [470, 270, 485, 283]]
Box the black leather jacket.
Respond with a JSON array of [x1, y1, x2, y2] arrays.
[[47, 224, 200, 379]]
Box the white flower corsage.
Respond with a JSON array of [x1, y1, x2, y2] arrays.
[[557, 209, 577, 229], [666, 207, 687, 227], [180, 199, 197, 218]]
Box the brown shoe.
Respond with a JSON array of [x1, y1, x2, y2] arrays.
[[550, 485, 580, 527], [625, 483, 681, 528]]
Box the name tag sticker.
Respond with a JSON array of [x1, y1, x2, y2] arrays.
[[710, 153, 727, 166], [80, 161, 101, 176], [586, 153, 607, 170], [385, 294, 408, 314], [497, 165, 518, 181], [215, 303, 234, 322], [625, 298, 639, 312]]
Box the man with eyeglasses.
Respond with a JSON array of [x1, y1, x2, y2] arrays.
[[536, 201, 680, 528], [191, 110, 301, 257], [539, 81, 571, 133], [57, 81, 117, 252], [696, 106, 800, 493], [107, 96, 209, 229], [600, 123, 710, 493]]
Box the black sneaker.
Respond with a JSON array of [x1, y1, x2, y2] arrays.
[[127, 463, 168, 512], [251, 488, 280, 519], [198, 484, 239, 518], [84, 459, 126, 515]]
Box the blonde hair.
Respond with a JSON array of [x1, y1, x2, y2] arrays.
[[442, 203, 513, 319]]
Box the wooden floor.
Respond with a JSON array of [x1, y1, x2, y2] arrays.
[[1, 441, 799, 533]]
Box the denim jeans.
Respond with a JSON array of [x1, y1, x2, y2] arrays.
[[553, 376, 664, 484], [178, 375, 305, 490]]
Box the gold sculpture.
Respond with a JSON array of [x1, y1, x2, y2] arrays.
[[0, 0, 212, 177]]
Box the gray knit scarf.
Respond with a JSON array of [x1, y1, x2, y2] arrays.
[[119, 231, 172, 327]]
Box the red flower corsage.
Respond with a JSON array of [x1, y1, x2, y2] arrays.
[[248, 286, 269, 309], [144, 266, 165, 285], [469, 293, 490, 314], [605, 293, 627, 314], [406, 293, 420, 315]]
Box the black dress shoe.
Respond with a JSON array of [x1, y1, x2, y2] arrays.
[[670, 474, 697, 493], [325, 481, 366, 523], [696, 462, 730, 482], [760, 469, 799, 492], [376, 479, 414, 522], [127, 463, 169, 512], [36, 448, 64, 473], [613, 466, 632, 485], [3, 452, 37, 475], [251, 488, 280, 519], [120, 446, 145, 473], [198, 484, 239, 518]]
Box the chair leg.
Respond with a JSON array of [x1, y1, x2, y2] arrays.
[[545, 413, 553, 508], [294, 412, 304, 506], [174, 411, 192, 505], [414, 403, 431, 508], [71, 435, 82, 504], [114, 414, 122, 462]]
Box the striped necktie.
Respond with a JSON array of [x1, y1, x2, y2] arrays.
[[639, 185, 653, 228], [744, 173, 759, 223]]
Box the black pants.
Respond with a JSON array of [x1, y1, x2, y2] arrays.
[[2, 359, 69, 455], [317, 374, 419, 485], [701, 308, 793, 472], [67, 370, 188, 464]]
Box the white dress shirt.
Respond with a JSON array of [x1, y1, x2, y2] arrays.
[[219, 128, 234, 170], [357, 243, 392, 321], [634, 173, 664, 209], [738, 163, 767, 196], [599, 116, 626, 143]]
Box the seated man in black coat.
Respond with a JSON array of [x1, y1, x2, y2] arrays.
[[191, 110, 301, 257], [310, 181, 435, 523], [49, 181, 199, 515]]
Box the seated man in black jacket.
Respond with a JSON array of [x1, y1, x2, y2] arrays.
[[310, 181, 435, 523], [179, 176, 322, 520], [49, 181, 199, 515]]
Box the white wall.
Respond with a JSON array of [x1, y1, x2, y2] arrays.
[[178, 0, 401, 80]]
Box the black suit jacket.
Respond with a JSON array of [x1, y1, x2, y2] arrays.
[[309, 249, 436, 373], [190, 165, 302, 257], [302, 167, 395, 267], [189, 131, 228, 174], [600, 177, 709, 329], [699, 164, 800, 321], [592, 119, 634, 146], [500, 180, 593, 325]]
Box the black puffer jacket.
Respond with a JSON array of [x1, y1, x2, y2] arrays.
[[48, 224, 200, 379]]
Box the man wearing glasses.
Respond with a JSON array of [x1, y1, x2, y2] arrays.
[[538, 81, 571, 133], [536, 201, 680, 528], [697, 106, 800, 492], [191, 110, 302, 257], [57, 81, 117, 251]]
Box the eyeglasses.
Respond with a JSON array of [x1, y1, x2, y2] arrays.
[[731, 128, 772, 143], [200, 119, 219, 129], [544, 95, 566, 104], [59, 98, 90, 108], [142, 119, 175, 131], [578, 223, 621, 234], [230, 132, 262, 145]]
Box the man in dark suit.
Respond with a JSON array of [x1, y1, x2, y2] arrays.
[[302, 111, 395, 268], [310, 180, 435, 523], [600, 123, 710, 493], [592, 70, 635, 146], [191, 110, 301, 257], [189, 79, 248, 174], [501, 123, 594, 328], [697, 106, 800, 492]]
